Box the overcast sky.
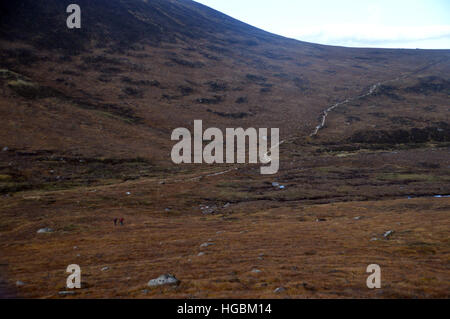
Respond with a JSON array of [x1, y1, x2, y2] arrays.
[[194, 0, 450, 49]]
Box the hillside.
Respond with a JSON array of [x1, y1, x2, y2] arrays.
[[0, 0, 449, 298]]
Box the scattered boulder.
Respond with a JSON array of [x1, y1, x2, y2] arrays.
[[274, 287, 286, 293], [101, 266, 109, 271], [354, 216, 362, 220], [202, 208, 215, 215], [383, 230, 394, 239], [200, 242, 214, 248], [147, 274, 180, 287], [37, 227, 53, 234]]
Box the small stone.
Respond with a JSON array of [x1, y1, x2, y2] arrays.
[[371, 237, 378, 241], [272, 182, 280, 187], [354, 216, 362, 220], [16, 280, 25, 287], [147, 274, 180, 287], [58, 291, 76, 296], [383, 230, 394, 239], [202, 208, 215, 215], [197, 252, 205, 256], [316, 218, 327, 222], [37, 227, 53, 234], [101, 266, 109, 271], [274, 287, 286, 293], [200, 242, 214, 248], [126, 192, 131, 195], [2, 146, 9, 152], [251, 268, 262, 273]]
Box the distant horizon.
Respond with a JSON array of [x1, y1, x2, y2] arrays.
[[194, 0, 450, 49]]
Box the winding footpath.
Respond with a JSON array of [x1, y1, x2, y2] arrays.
[[161, 58, 445, 183]]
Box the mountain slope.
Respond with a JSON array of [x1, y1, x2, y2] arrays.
[[0, 0, 449, 184]]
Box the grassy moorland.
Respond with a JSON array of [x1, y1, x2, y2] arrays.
[[0, 0, 449, 298]]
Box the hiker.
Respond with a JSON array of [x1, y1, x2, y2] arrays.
[[114, 218, 118, 226], [119, 217, 124, 226]]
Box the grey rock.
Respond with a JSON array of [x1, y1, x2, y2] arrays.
[[147, 274, 180, 287], [271, 182, 280, 187], [37, 227, 53, 234], [383, 230, 394, 239], [274, 287, 286, 293], [2, 146, 8, 152], [15, 280, 25, 287], [200, 242, 214, 248], [58, 291, 76, 296], [251, 268, 262, 273], [197, 252, 205, 257], [202, 208, 215, 215], [101, 266, 109, 271], [354, 216, 362, 220]]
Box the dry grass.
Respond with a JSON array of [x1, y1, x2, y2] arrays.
[[0, 171, 449, 298]]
